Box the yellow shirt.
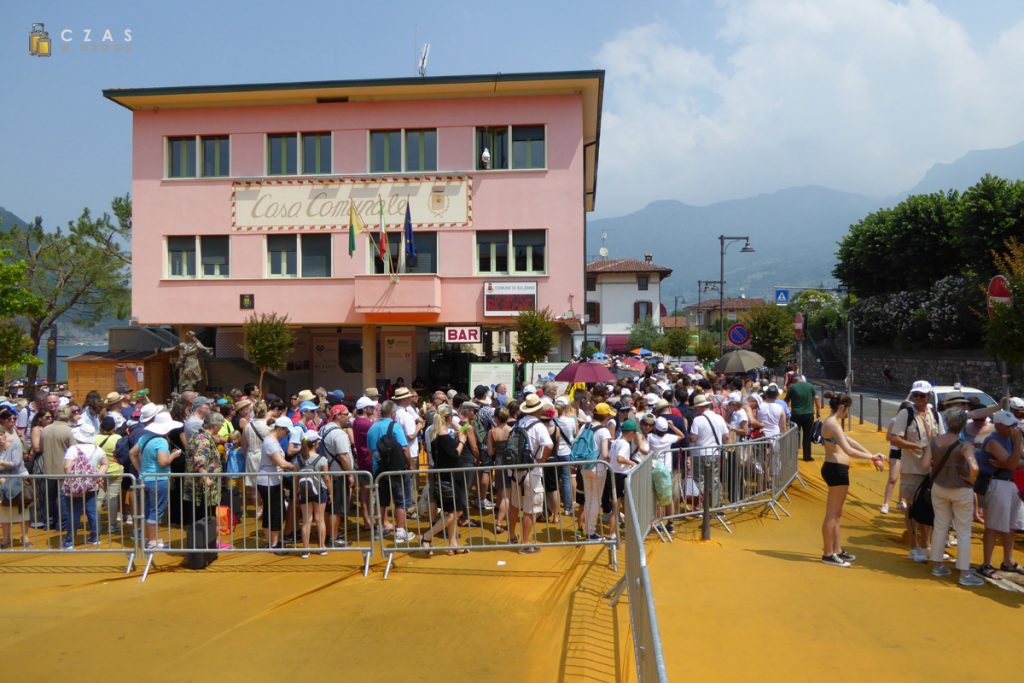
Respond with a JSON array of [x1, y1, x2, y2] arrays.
[[94, 433, 123, 477]]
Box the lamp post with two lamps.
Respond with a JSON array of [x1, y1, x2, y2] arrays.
[[718, 235, 755, 357]]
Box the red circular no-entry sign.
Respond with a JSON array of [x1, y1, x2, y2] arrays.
[[793, 312, 804, 341], [987, 275, 1012, 320]]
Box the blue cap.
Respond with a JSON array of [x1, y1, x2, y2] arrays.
[[326, 389, 345, 406], [216, 398, 229, 406], [299, 401, 318, 412]]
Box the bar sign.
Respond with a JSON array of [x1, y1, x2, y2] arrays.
[[445, 326, 481, 343]]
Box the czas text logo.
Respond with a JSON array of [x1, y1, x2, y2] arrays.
[[29, 22, 51, 57]]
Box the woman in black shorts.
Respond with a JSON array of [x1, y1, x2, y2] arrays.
[[820, 392, 886, 567], [420, 404, 466, 556]]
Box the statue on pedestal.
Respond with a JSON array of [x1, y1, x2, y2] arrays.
[[166, 330, 212, 392]]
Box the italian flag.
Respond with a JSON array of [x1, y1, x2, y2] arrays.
[[379, 198, 391, 274]]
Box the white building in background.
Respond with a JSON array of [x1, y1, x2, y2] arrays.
[[576, 254, 672, 353]]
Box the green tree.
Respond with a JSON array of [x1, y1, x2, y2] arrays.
[[627, 316, 661, 351], [580, 343, 599, 360], [744, 302, 795, 368], [660, 327, 690, 357], [242, 312, 296, 392], [515, 307, 558, 362], [957, 174, 1024, 283], [0, 196, 132, 382], [694, 333, 718, 366], [789, 290, 843, 339], [986, 237, 1024, 365], [0, 320, 41, 387]]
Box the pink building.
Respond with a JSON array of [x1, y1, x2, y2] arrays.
[[104, 71, 604, 393]]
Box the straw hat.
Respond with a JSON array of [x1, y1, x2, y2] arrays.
[[139, 403, 164, 423], [692, 394, 711, 409], [145, 412, 183, 436], [393, 387, 413, 400], [520, 394, 544, 414], [296, 389, 316, 403], [71, 422, 96, 443], [105, 391, 124, 406]]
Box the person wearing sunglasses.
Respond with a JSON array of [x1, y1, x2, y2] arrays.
[[888, 381, 940, 563]]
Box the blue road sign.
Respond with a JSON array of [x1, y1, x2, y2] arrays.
[[774, 289, 789, 305], [727, 323, 750, 347]]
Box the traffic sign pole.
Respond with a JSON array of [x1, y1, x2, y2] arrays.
[[988, 275, 1013, 398]]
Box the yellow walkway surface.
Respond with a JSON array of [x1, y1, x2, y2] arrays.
[[3, 421, 1019, 682]]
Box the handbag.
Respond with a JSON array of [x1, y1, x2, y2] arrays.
[[0, 476, 23, 504], [972, 472, 992, 497], [909, 440, 958, 527]]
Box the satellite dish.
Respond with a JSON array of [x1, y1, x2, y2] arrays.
[[418, 44, 431, 77], [599, 247, 608, 258]]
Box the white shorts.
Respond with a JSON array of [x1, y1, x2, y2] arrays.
[[511, 470, 545, 515], [983, 479, 1022, 534]]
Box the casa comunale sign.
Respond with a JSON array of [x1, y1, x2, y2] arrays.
[[231, 175, 471, 232]]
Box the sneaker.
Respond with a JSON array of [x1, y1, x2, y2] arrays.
[[931, 564, 952, 577], [909, 548, 928, 563], [270, 543, 288, 556], [406, 512, 420, 521], [281, 534, 296, 544], [124, 516, 133, 526], [821, 554, 851, 567], [62, 543, 75, 551], [481, 499, 496, 510], [333, 537, 348, 548], [145, 540, 165, 550], [837, 550, 857, 562], [946, 533, 957, 548], [587, 533, 603, 542], [300, 553, 310, 559], [393, 528, 417, 543], [959, 572, 985, 587], [29, 522, 46, 529], [665, 522, 676, 533], [575, 529, 585, 541], [898, 500, 908, 511], [879, 504, 889, 515], [318, 551, 328, 556], [517, 545, 540, 554], [87, 539, 101, 547]]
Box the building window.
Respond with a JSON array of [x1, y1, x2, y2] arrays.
[[267, 234, 332, 277], [301, 132, 332, 175], [168, 137, 197, 178], [267, 134, 298, 175], [372, 232, 437, 274], [476, 230, 546, 274], [405, 129, 437, 171], [586, 301, 601, 325], [201, 136, 230, 177], [586, 275, 597, 292], [167, 236, 230, 278], [167, 236, 196, 277], [634, 301, 653, 323], [476, 125, 545, 170], [637, 275, 649, 291], [370, 130, 402, 173]]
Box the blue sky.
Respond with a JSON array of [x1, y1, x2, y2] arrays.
[[3, 0, 1024, 228]]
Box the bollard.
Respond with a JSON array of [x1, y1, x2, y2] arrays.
[[701, 456, 712, 541], [877, 397, 883, 431], [859, 394, 864, 425]]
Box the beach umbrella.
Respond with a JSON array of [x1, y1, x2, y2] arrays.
[[592, 352, 608, 359], [554, 361, 617, 384], [714, 350, 765, 374], [619, 357, 647, 373], [631, 348, 653, 356]]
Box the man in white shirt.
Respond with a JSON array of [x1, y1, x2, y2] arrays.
[[689, 393, 731, 507], [508, 395, 553, 553], [392, 387, 423, 520]]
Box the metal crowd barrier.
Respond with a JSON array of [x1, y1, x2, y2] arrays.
[[0, 473, 139, 572], [137, 470, 375, 581], [605, 455, 669, 682], [663, 427, 801, 536], [375, 459, 619, 579]]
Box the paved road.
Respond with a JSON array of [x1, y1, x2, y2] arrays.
[[807, 378, 907, 429]]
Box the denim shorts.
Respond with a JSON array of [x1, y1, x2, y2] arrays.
[[144, 479, 169, 525]]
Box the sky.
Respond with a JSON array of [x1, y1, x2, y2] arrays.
[[4, 0, 1024, 228]]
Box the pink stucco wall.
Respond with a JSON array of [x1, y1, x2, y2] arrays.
[[130, 94, 586, 326]]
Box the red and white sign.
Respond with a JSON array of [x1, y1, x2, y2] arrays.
[[483, 282, 537, 317], [444, 326, 481, 344], [987, 275, 1012, 320], [793, 312, 804, 341]]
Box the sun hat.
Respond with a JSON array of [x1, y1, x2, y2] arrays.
[[303, 429, 322, 443], [693, 394, 711, 408], [462, 401, 481, 411], [299, 400, 318, 412], [233, 399, 253, 412], [764, 385, 780, 397], [654, 416, 669, 432], [523, 384, 537, 395], [355, 397, 377, 411], [540, 407, 556, 420], [620, 388, 632, 397], [520, 394, 544, 414], [139, 403, 164, 423], [446, 389, 457, 400], [393, 387, 413, 400], [296, 389, 316, 403], [554, 396, 570, 407], [330, 404, 350, 418], [104, 391, 123, 406], [145, 412, 183, 436], [941, 392, 968, 406], [71, 422, 96, 443], [1008, 397, 1024, 410], [620, 419, 638, 433], [272, 416, 293, 430], [653, 399, 671, 413], [992, 410, 1018, 427], [594, 402, 615, 417], [644, 393, 660, 405], [192, 396, 212, 408], [728, 391, 743, 404], [365, 387, 380, 400], [910, 380, 933, 395]]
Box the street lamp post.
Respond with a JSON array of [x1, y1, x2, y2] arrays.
[[718, 235, 755, 357]]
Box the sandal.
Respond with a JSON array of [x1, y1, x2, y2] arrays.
[[494, 523, 506, 534], [978, 563, 998, 579], [446, 548, 469, 556], [420, 539, 433, 557], [999, 562, 1024, 575]]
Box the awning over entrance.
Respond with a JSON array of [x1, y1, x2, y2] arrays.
[[604, 335, 630, 352]]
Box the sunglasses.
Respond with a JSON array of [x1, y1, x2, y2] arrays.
[[910, 393, 927, 398]]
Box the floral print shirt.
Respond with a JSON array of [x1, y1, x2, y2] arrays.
[[184, 430, 221, 506]]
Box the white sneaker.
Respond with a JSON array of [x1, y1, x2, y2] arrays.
[[946, 534, 957, 548], [481, 499, 496, 510], [909, 548, 928, 563], [899, 500, 908, 511], [393, 528, 417, 543], [880, 504, 889, 515]]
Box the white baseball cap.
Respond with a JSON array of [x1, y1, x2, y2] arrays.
[[910, 380, 933, 394], [992, 410, 1019, 427], [523, 384, 537, 395], [654, 417, 668, 432], [1008, 397, 1024, 410], [644, 393, 660, 405], [620, 388, 632, 397], [554, 396, 570, 407], [355, 396, 377, 411]]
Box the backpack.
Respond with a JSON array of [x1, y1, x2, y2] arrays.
[[114, 431, 134, 468], [570, 424, 605, 470], [296, 451, 327, 496], [317, 423, 349, 470], [62, 446, 102, 497], [471, 416, 489, 458], [505, 420, 536, 481], [376, 421, 407, 473]]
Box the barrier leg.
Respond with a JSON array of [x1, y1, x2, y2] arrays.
[[715, 514, 732, 534], [605, 575, 627, 606], [362, 550, 371, 577], [140, 554, 155, 583], [125, 551, 135, 574], [608, 543, 618, 572], [383, 552, 394, 580]]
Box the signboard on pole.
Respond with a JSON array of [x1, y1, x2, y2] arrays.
[[727, 323, 751, 348], [793, 312, 804, 341], [987, 275, 1012, 319], [468, 363, 515, 395], [774, 289, 789, 306]]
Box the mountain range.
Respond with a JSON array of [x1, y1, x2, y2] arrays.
[[588, 140, 1024, 307]]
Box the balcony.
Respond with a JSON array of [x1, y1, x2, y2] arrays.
[[352, 274, 441, 315]]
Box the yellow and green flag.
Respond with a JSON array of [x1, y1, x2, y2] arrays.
[[348, 203, 365, 257]]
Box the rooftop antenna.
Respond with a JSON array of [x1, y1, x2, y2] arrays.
[[418, 43, 431, 77], [600, 232, 608, 258]]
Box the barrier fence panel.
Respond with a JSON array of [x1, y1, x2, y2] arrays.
[[0, 473, 138, 572], [138, 470, 375, 582], [771, 426, 803, 507], [610, 455, 668, 683], [375, 460, 618, 578]]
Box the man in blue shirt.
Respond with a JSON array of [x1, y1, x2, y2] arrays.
[[366, 400, 414, 542]]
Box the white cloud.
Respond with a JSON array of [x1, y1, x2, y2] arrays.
[[593, 0, 1024, 215]]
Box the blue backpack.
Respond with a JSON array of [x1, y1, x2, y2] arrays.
[[570, 424, 606, 470]]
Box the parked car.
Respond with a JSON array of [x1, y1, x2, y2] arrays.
[[905, 382, 997, 416]]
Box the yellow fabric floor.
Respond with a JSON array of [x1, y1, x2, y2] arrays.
[[3, 421, 1019, 682]]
